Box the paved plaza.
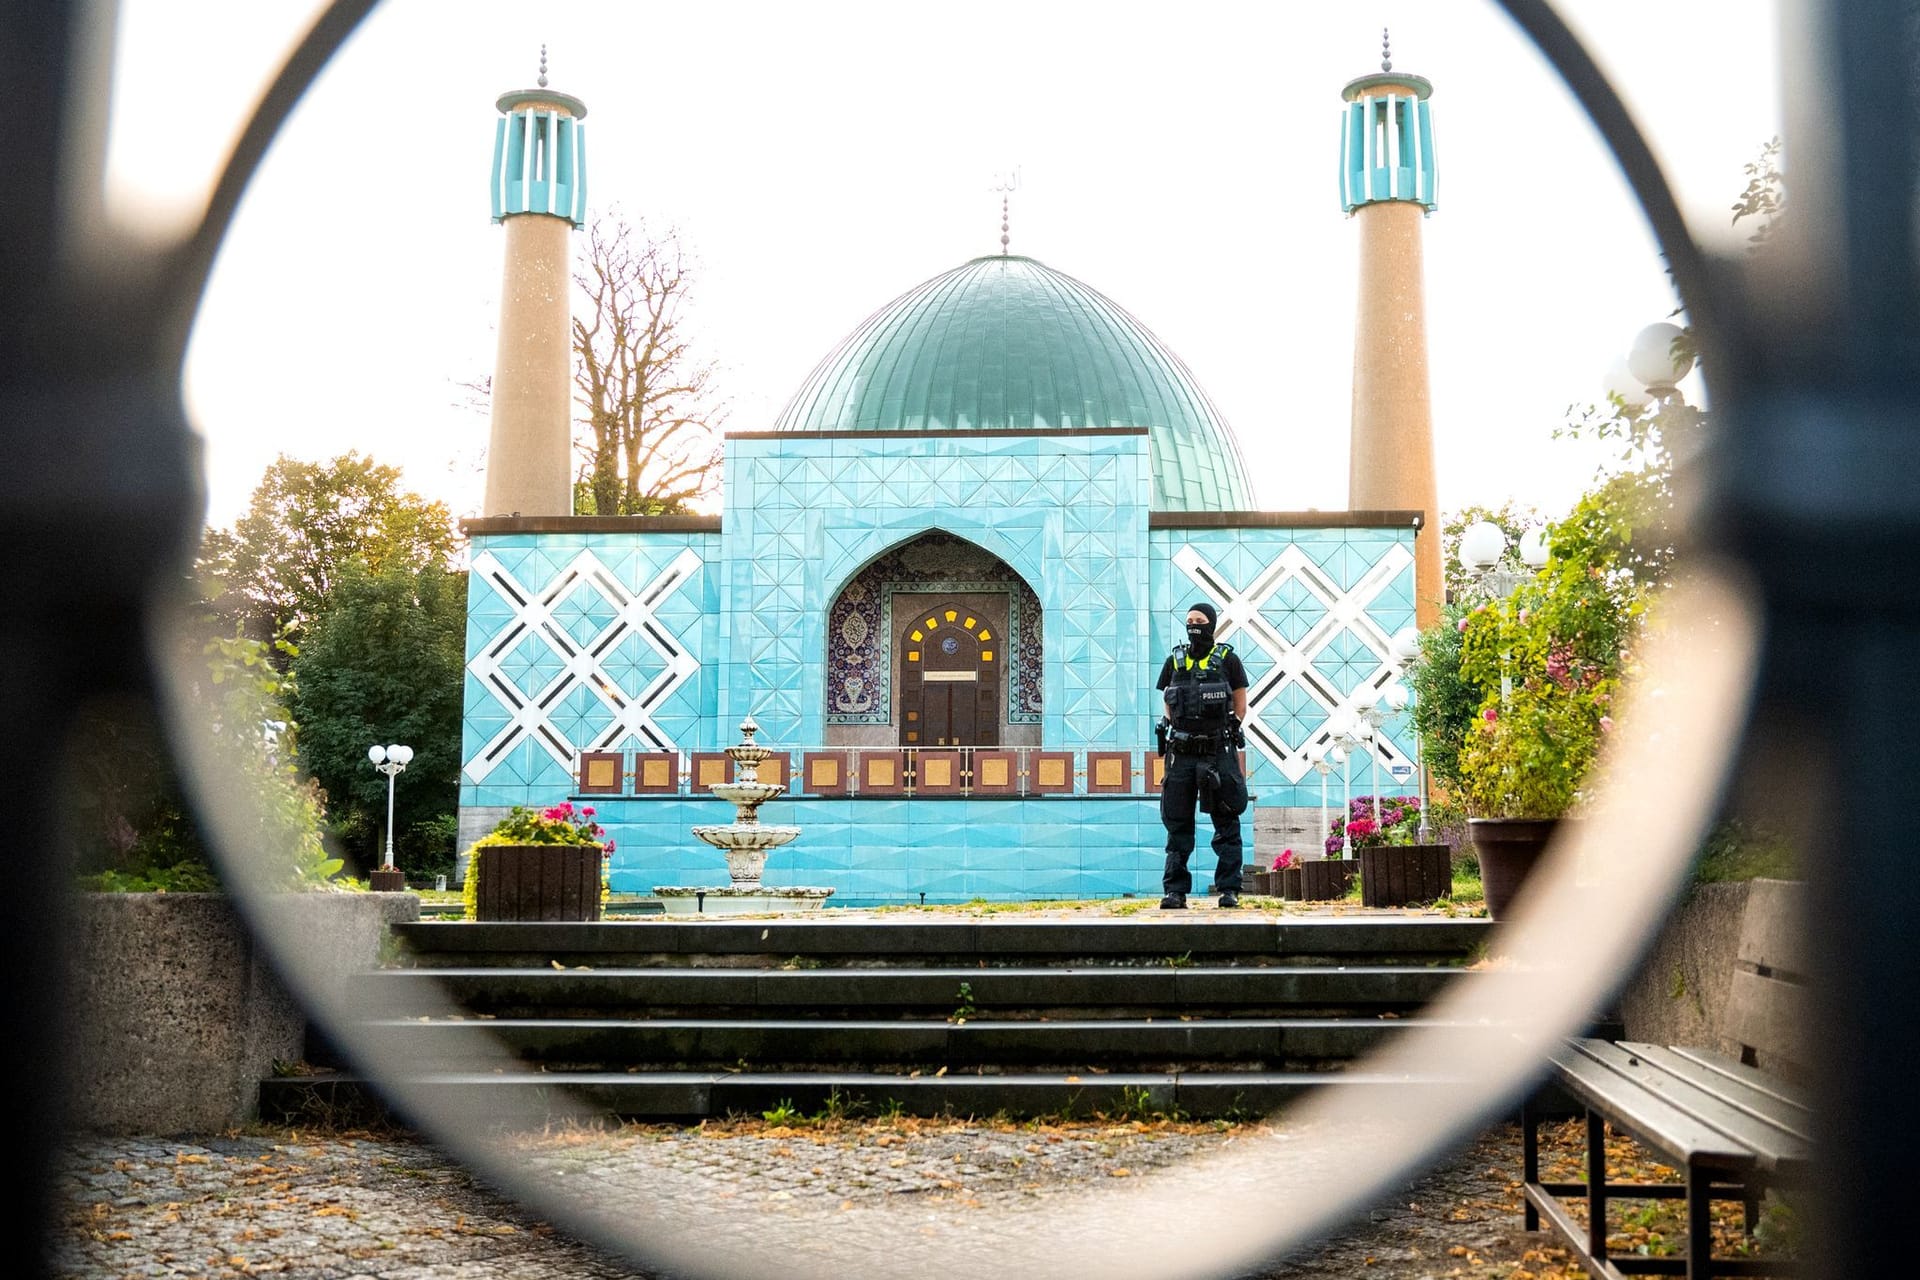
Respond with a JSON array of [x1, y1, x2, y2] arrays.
[[50, 1117, 1595, 1280]]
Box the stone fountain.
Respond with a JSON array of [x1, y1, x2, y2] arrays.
[[653, 716, 833, 914]]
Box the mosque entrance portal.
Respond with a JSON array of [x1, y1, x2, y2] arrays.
[[823, 532, 1042, 749], [898, 601, 1001, 747]]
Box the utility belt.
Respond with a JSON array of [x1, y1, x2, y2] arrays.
[[1164, 726, 1227, 756]]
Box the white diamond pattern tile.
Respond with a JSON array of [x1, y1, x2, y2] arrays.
[[464, 547, 703, 783]]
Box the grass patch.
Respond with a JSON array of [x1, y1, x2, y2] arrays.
[[1692, 821, 1797, 884]]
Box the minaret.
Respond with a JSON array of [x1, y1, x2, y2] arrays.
[[483, 48, 588, 517], [1341, 31, 1441, 624]]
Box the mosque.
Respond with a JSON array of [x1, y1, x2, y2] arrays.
[[458, 45, 1443, 903]]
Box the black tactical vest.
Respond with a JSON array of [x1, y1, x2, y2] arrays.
[[1165, 642, 1235, 732]]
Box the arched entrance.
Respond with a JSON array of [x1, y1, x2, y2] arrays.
[[899, 603, 1000, 747], [824, 532, 1042, 748]]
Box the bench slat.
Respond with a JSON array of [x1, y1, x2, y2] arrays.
[[1724, 968, 1807, 1067], [1551, 1040, 1756, 1171], [1620, 1042, 1812, 1149], [1562, 1040, 1807, 1173]]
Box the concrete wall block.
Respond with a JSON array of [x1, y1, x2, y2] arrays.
[[70, 892, 415, 1135], [1617, 880, 1752, 1059]]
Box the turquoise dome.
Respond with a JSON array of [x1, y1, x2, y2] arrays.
[[774, 255, 1254, 511]]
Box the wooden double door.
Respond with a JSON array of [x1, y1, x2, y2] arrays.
[[898, 596, 1003, 747]]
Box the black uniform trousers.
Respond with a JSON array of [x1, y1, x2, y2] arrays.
[[1160, 747, 1244, 897]]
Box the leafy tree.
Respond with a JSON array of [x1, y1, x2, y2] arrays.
[[289, 561, 466, 878], [572, 211, 726, 515], [198, 453, 460, 653], [71, 628, 340, 892]]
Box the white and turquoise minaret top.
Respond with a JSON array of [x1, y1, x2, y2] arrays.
[[1338, 30, 1436, 214], [489, 46, 588, 227]]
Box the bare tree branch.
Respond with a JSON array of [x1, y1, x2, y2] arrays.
[[570, 212, 726, 515]]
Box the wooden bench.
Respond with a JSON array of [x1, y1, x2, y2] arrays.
[[1521, 879, 1809, 1278]]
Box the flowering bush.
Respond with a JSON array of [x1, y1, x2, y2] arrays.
[[1453, 489, 1638, 819], [1326, 795, 1424, 857], [478, 802, 612, 850]]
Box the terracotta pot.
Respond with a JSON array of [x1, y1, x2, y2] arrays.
[[1358, 844, 1452, 907], [473, 844, 604, 922], [1296, 859, 1355, 901], [1468, 818, 1564, 920]]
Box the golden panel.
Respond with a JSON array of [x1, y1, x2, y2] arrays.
[[963, 616, 976, 629], [585, 758, 616, 788], [923, 758, 953, 787], [925, 617, 938, 630], [980, 757, 1010, 787], [641, 758, 671, 788], [906, 731, 918, 742], [1038, 758, 1067, 787], [981, 650, 993, 662], [906, 710, 918, 721], [697, 758, 726, 786], [910, 630, 923, 641], [944, 610, 957, 622], [907, 650, 920, 661], [1152, 756, 1166, 787], [869, 758, 895, 786], [1095, 757, 1123, 787], [811, 758, 840, 786], [979, 628, 992, 640]]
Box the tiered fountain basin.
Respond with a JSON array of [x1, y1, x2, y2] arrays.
[[656, 717, 832, 913]]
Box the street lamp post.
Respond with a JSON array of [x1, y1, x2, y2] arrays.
[[1458, 521, 1550, 709], [1330, 713, 1366, 860], [1308, 741, 1342, 855], [1388, 627, 1429, 841], [367, 743, 415, 871], [1351, 681, 1388, 831]]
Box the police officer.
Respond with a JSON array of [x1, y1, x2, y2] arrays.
[[1156, 602, 1249, 909]]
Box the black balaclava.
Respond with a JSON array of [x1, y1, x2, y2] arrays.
[[1185, 602, 1218, 655]]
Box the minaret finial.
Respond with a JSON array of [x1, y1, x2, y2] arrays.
[[537, 45, 549, 89], [1381, 28, 1392, 73], [991, 169, 1020, 256]]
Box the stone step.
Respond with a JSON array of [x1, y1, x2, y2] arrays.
[[357, 964, 1469, 1018], [260, 1067, 1473, 1125], [358, 1014, 1453, 1071], [391, 917, 1489, 968]]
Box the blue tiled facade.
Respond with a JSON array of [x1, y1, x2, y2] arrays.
[[461, 432, 1419, 903]]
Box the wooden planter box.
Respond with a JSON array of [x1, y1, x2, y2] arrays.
[[1358, 844, 1453, 907], [1243, 870, 1273, 896], [1295, 860, 1354, 901], [473, 844, 604, 922], [1271, 867, 1303, 899]]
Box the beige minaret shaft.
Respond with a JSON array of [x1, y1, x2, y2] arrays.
[[1349, 195, 1440, 624], [485, 211, 574, 516], [1342, 50, 1441, 627]]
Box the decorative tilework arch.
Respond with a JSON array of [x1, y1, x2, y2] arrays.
[[1173, 541, 1415, 784], [824, 531, 1043, 730]]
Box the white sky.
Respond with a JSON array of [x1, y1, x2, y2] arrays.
[[104, 1, 1780, 531]]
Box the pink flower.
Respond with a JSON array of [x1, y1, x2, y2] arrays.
[[1483, 708, 1498, 723], [1599, 716, 1614, 733], [603, 840, 616, 854], [581, 806, 595, 817], [1457, 618, 1469, 633], [1518, 608, 1529, 623], [1273, 849, 1296, 871]]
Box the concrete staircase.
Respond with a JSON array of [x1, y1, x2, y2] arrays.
[[262, 916, 1493, 1123]]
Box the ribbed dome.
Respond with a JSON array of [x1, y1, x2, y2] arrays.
[[774, 255, 1254, 511]]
